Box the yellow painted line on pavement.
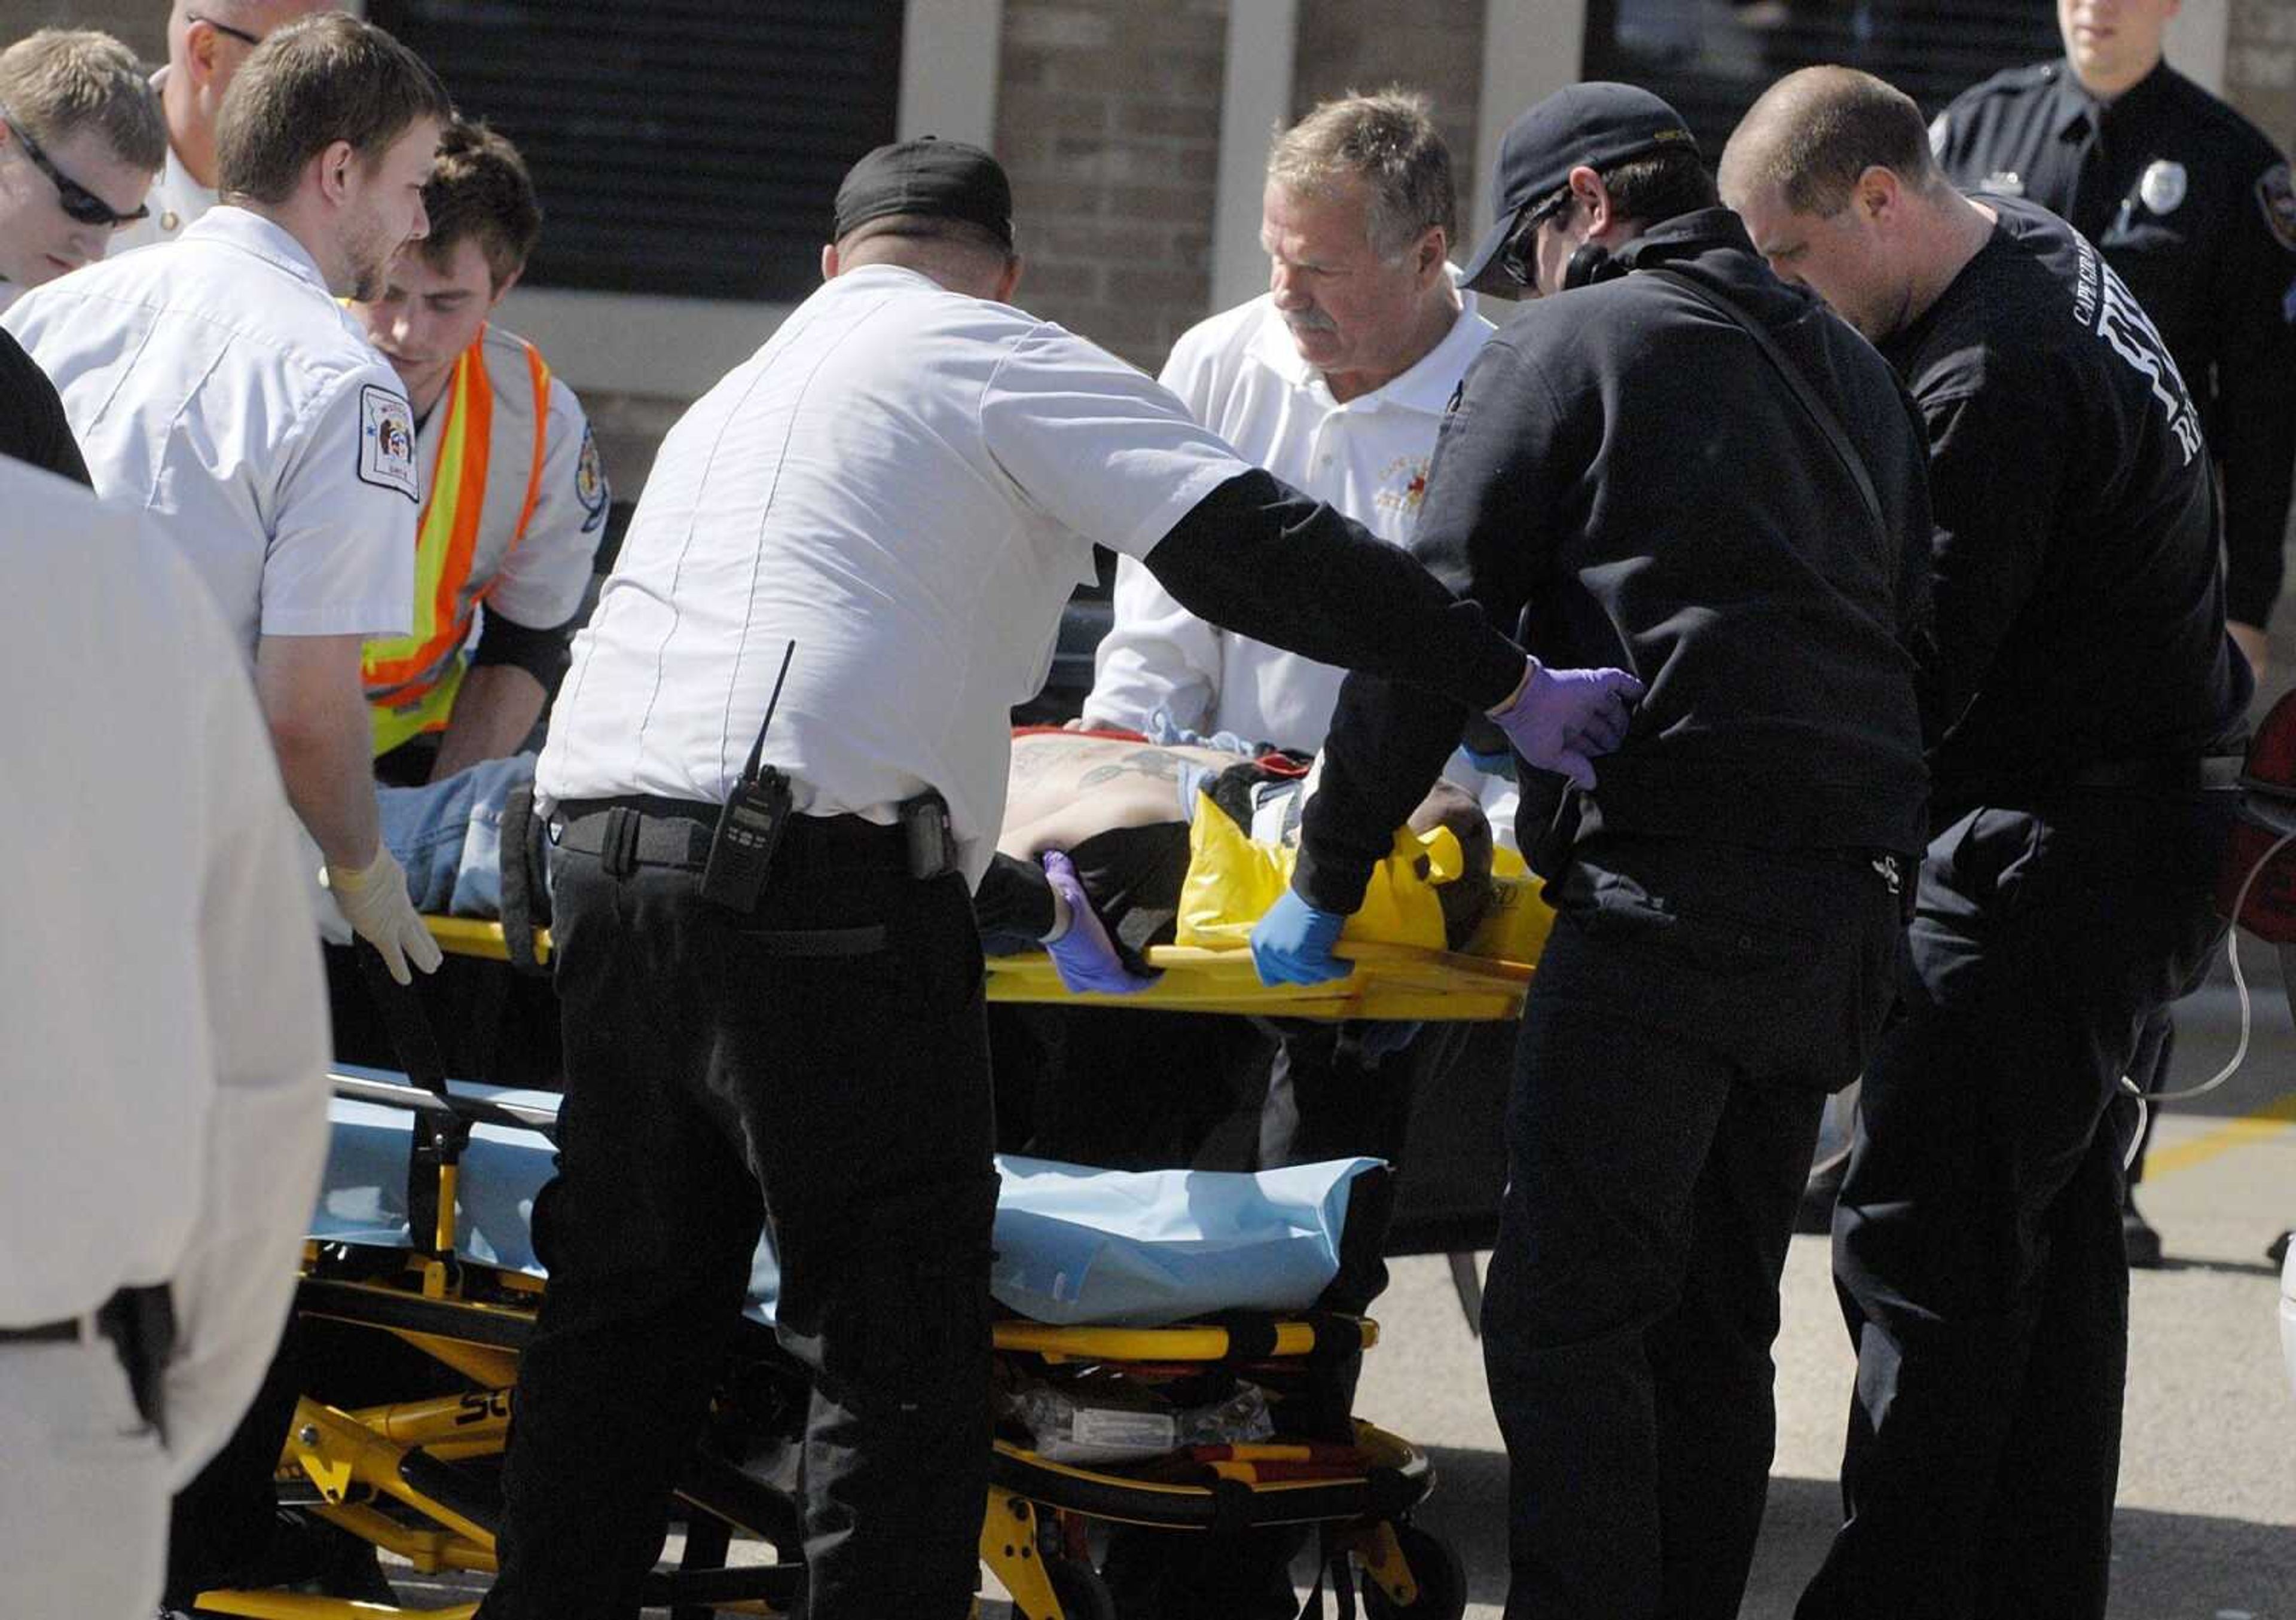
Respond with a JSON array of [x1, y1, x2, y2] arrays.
[[2146, 1090, 2296, 1178]]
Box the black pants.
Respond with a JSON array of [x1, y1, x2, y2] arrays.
[[1797, 796, 2233, 1620], [477, 830, 1000, 1620], [1484, 836, 1901, 1620]]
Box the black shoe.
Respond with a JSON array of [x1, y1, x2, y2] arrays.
[[2268, 1228, 2292, 1267], [2123, 1205, 2165, 1269]]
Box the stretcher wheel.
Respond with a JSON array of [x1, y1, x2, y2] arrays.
[[1044, 1557, 1116, 1620], [1361, 1524, 1467, 1620]]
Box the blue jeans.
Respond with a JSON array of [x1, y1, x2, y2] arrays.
[[376, 752, 538, 916]]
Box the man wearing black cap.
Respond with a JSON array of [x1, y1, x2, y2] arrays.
[[473, 137, 1638, 1620], [1252, 83, 1935, 1618]]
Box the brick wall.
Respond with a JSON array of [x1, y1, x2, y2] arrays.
[[2226, 0, 2296, 152], [992, 0, 1226, 371], [7, 2, 163, 62], [1290, 0, 1486, 244]]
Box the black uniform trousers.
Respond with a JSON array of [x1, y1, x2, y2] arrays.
[[1797, 793, 2233, 1620], [477, 824, 1000, 1620], [1483, 835, 1901, 1620]]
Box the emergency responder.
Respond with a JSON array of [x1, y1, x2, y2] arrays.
[[352, 119, 610, 784], [5, 14, 449, 986], [0, 456, 331, 1620], [476, 137, 1635, 1620], [0, 29, 163, 313], [1721, 66, 2251, 1620], [111, 1, 340, 255], [1074, 88, 1500, 1618], [1255, 84, 1935, 1619], [1929, 0, 2296, 1269]]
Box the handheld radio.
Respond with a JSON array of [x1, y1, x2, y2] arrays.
[[700, 640, 798, 913]]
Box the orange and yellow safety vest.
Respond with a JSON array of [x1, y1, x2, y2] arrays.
[[364, 326, 552, 756]]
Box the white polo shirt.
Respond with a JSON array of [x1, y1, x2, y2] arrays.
[[1086, 284, 1495, 754], [108, 74, 217, 256], [5, 207, 417, 659], [539, 264, 1251, 884], [2, 460, 326, 1361]]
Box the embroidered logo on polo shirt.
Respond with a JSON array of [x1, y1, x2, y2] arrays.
[[358, 384, 419, 502], [575, 423, 609, 533], [1373, 453, 1433, 519]]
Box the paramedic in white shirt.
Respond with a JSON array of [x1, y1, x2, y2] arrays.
[[1084, 90, 1497, 764], [108, 1, 339, 256], [481, 137, 1635, 1620], [7, 14, 448, 984], [0, 459, 330, 1620], [0, 29, 164, 313]]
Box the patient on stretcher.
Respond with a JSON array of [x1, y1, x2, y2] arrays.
[[377, 730, 1496, 968]]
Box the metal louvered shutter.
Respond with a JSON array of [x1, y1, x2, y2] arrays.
[[1583, 0, 2065, 158], [368, 1, 903, 301]]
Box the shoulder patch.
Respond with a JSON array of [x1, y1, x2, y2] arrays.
[[358, 384, 419, 502], [2258, 163, 2296, 254], [574, 423, 609, 533]]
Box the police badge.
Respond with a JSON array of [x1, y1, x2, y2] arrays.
[[2139, 159, 2187, 216]]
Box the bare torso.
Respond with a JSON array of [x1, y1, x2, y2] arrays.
[[998, 733, 1244, 859]]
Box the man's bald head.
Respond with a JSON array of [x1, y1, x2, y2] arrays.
[[162, 0, 340, 186], [1719, 65, 1944, 220]]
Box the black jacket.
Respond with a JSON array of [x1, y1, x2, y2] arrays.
[[1296, 209, 1935, 907], [1879, 195, 2250, 810], [0, 326, 88, 487], [1935, 60, 2296, 628]]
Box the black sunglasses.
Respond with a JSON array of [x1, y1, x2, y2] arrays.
[[0, 104, 148, 228], [1498, 188, 1573, 288], [187, 11, 265, 47]]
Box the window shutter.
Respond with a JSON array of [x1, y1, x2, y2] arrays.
[[368, 1, 903, 301], [1581, 0, 2065, 158]]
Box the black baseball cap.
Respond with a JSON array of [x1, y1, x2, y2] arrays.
[[832, 136, 1014, 247], [1458, 82, 1699, 296]]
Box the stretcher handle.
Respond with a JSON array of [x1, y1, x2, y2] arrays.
[[353, 940, 453, 1101], [331, 1069, 561, 1143]]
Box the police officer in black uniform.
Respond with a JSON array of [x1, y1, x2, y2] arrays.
[[1723, 66, 2252, 1620], [1931, 0, 2296, 1267], [1254, 84, 1935, 1619]]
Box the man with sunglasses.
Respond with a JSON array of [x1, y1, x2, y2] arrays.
[[1251, 82, 1936, 1619], [111, 3, 340, 255], [0, 29, 163, 314]]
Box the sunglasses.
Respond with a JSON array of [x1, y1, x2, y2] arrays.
[[1498, 187, 1576, 288], [187, 11, 265, 47], [0, 103, 149, 228]]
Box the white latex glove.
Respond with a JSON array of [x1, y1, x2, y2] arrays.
[[324, 844, 444, 985]]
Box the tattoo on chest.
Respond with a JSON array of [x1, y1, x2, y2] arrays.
[[1077, 749, 1184, 789]]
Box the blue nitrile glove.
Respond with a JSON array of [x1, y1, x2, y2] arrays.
[[1458, 743, 1516, 780], [1250, 888, 1354, 986], [1041, 850, 1159, 995], [1486, 657, 1645, 789]]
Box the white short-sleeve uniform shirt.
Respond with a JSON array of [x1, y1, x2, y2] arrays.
[[5, 207, 418, 659], [538, 264, 1251, 884], [1088, 285, 1495, 753]]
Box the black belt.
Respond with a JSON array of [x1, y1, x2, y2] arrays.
[[556, 794, 916, 875], [0, 1285, 174, 1438]]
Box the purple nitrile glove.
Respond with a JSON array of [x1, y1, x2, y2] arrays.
[[1041, 850, 1159, 995], [1486, 657, 1645, 790]]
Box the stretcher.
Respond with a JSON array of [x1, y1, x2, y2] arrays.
[[194, 1047, 1468, 1618], [421, 870, 1545, 1024]]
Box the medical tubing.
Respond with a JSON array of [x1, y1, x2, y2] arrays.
[[2114, 827, 2296, 1170]]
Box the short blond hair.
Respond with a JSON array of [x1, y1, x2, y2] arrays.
[[1266, 88, 1456, 262], [0, 29, 166, 174]]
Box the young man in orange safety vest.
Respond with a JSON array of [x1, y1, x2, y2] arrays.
[[353, 118, 609, 785]]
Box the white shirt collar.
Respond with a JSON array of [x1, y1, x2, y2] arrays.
[[181, 206, 333, 295], [1245, 266, 1486, 413]]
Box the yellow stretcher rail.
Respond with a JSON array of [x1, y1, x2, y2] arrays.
[[422, 915, 1531, 1022]]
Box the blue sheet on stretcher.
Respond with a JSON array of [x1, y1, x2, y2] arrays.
[[315, 1070, 1380, 1327]]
